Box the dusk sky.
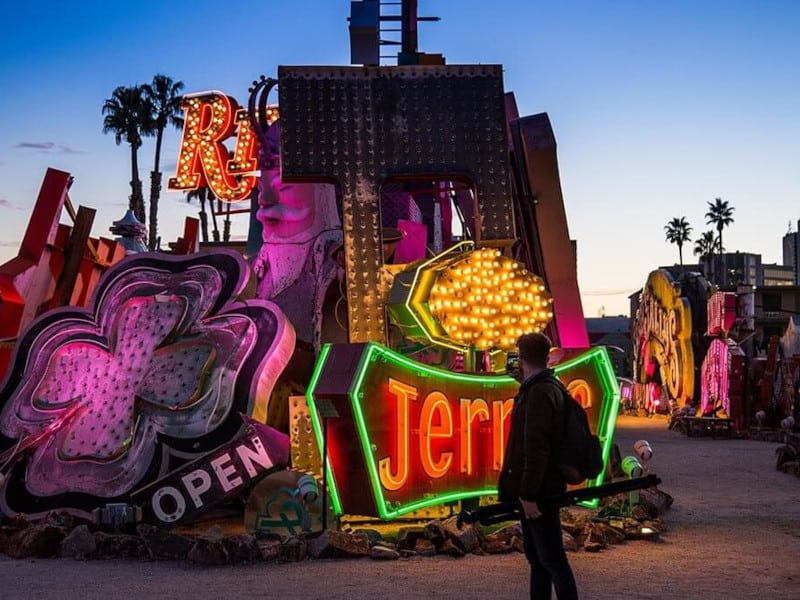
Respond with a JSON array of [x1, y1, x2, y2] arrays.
[[1, 0, 798, 317]]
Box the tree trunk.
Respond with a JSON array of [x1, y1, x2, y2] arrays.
[[210, 196, 220, 242], [199, 188, 209, 242], [130, 144, 145, 225], [678, 244, 683, 267], [148, 127, 165, 251]]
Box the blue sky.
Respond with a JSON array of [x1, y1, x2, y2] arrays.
[[1, 0, 798, 317]]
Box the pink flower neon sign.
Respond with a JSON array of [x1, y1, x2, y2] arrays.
[[0, 250, 293, 518]]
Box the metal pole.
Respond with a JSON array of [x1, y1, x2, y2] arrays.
[[401, 0, 418, 55], [322, 417, 328, 530]]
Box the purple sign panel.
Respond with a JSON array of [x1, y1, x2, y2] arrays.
[[0, 250, 294, 520]]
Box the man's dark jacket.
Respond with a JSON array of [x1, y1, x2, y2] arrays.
[[498, 368, 566, 503]]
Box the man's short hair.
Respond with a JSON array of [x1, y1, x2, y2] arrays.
[[517, 332, 552, 368]]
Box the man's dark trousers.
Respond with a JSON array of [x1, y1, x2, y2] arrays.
[[521, 507, 578, 600]]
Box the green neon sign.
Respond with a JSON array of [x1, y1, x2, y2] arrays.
[[306, 344, 619, 519]]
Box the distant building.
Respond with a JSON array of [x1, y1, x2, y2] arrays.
[[663, 253, 794, 288], [585, 315, 631, 376], [752, 285, 800, 346], [783, 220, 800, 284], [762, 263, 795, 286], [713, 252, 762, 287]]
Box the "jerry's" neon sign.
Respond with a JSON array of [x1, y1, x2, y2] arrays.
[[307, 343, 619, 519]]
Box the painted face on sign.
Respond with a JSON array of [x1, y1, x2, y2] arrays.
[[257, 167, 318, 242]]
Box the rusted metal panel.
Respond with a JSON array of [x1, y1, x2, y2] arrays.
[[279, 65, 514, 343]]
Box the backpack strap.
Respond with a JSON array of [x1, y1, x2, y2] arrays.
[[541, 377, 570, 447]]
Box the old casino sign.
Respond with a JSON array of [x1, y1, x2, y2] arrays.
[[132, 418, 290, 526], [632, 269, 694, 405], [306, 343, 619, 519]]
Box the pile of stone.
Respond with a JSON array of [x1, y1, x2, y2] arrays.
[[776, 433, 800, 477], [0, 484, 673, 563]]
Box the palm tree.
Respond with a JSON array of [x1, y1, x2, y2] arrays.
[[102, 86, 154, 225], [694, 231, 720, 279], [143, 75, 185, 251], [664, 217, 692, 266], [705, 197, 735, 257]]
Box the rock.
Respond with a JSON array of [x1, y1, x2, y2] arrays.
[[0, 526, 18, 555], [188, 538, 229, 565], [398, 549, 418, 558], [424, 520, 447, 548], [414, 538, 436, 557], [629, 504, 650, 521], [59, 525, 96, 559], [561, 532, 578, 552], [256, 538, 281, 561], [482, 539, 513, 554], [510, 536, 525, 553], [597, 493, 628, 518], [438, 539, 465, 557], [583, 525, 607, 551], [639, 488, 673, 516], [592, 523, 625, 545], [370, 545, 400, 560], [222, 534, 260, 563], [396, 527, 427, 552], [584, 541, 604, 552], [136, 524, 193, 560], [372, 540, 397, 551], [93, 532, 146, 559], [353, 528, 383, 546], [307, 530, 370, 559], [559, 509, 590, 537], [45, 512, 75, 531], [491, 523, 522, 545], [279, 537, 307, 562], [641, 518, 663, 534], [6, 524, 65, 559], [441, 516, 481, 554]]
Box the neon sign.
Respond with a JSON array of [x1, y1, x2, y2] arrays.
[[632, 269, 694, 406], [388, 243, 553, 353], [701, 338, 730, 415], [131, 417, 289, 527], [168, 92, 277, 202], [707, 292, 737, 337], [306, 344, 619, 519]]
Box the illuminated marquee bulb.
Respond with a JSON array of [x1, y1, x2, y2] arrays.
[[428, 250, 554, 351]]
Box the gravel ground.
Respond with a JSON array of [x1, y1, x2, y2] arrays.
[[2, 415, 799, 599]]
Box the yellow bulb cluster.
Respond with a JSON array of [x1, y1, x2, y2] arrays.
[[428, 248, 554, 351]]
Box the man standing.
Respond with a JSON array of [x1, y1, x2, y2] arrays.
[[499, 333, 578, 600]]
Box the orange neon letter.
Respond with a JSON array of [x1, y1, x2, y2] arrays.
[[379, 379, 417, 491], [168, 92, 253, 201], [459, 398, 489, 475], [491, 398, 514, 471], [567, 379, 592, 409], [227, 109, 259, 178], [419, 391, 454, 479]]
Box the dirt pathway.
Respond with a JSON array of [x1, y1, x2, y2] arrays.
[[1, 416, 798, 599]]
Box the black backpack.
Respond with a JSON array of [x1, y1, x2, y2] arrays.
[[552, 381, 604, 484]]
